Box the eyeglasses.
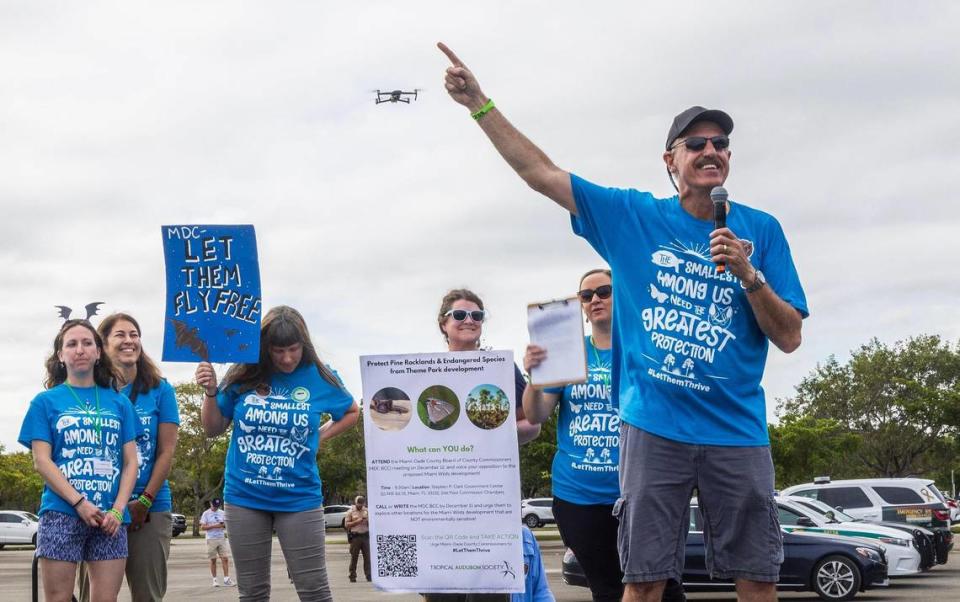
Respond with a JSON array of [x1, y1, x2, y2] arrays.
[[444, 309, 486, 322], [671, 135, 730, 152], [578, 285, 612, 302]]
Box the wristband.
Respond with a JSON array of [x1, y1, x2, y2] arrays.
[[138, 495, 153, 510], [141, 491, 155, 501], [471, 98, 495, 121], [108, 508, 123, 522], [73, 495, 86, 508]]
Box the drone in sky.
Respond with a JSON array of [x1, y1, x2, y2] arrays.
[[374, 89, 421, 104]]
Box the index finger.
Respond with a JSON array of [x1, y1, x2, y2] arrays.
[[437, 42, 465, 68]]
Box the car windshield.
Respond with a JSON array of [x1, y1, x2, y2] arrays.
[[793, 498, 856, 523]]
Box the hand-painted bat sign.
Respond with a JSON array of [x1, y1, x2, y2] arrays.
[[162, 225, 261, 362]]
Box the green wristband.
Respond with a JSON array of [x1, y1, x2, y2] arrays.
[[108, 508, 123, 522], [471, 98, 495, 121], [138, 495, 153, 510]]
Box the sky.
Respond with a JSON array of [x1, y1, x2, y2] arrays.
[[2, 1, 958, 450]]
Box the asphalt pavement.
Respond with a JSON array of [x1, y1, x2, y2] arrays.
[[2, 528, 958, 601]]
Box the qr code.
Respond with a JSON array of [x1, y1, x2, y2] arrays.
[[377, 534, 418, 577]]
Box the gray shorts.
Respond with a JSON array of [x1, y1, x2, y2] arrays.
[[616, 425, 782, 583]]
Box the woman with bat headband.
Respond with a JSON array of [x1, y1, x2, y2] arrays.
[[19, 319, 139, 602]]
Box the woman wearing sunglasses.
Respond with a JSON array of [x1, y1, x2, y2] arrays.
[[195, 306, 359, 601], [437, 290, 541, 442], [426, 289, 542, 601], [19, 319, 139, 602], [523, 270, 686, 602]]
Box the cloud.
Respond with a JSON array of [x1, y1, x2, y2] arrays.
[[2, 2, 959, 447]]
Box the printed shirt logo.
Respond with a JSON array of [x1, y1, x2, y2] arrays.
[[235, 387, 313, 489], [639, 238, 756, 393], [56, 403, 123, 508], [566, 353, 619, 473]]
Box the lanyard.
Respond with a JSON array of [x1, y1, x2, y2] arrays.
[[65, 383, 102, 447], [589, 336, 611, 386]]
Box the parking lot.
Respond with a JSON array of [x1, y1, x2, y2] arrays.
[[2, 529, 958, 601]]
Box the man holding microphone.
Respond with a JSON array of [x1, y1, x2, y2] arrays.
[[438, 43, 807, 602]]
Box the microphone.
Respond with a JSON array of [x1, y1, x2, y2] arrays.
[[711, 186, 728, 273]]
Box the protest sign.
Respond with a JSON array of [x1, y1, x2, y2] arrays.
[[360, 350, 523, 594], [161, 224, 261, 363]]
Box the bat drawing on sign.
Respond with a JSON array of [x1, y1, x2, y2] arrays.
[[224, 328, 240, 338], [169, 319, 209, 361], [55, 302, 105, 321]]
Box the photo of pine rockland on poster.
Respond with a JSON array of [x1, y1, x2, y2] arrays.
[[360, 350, 523, 594]]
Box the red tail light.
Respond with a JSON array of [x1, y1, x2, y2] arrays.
[[932, 509, 950, 521]]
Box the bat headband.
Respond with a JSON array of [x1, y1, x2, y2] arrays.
[[55, 302, 105, 322]]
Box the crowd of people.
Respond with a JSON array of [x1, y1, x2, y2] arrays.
[[17, 41, 806, 602]]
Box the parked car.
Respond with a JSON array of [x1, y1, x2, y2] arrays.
[[323, 505, 351, 529], [782, 477, 953, 563], [788, 495, 938, 571], [563, 502, 888, 601], [520, 498, 554, 529], [776, 495, 921, 576], [171, 513, 186, 537], [782, 477, 952, 529], [0, 510, 39, 547]]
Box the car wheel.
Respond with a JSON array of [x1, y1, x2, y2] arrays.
[[341, 518, 346, 529], [812, 555, 861, 601], [524, 514, 541, 529], [32, 533, 37, 546]]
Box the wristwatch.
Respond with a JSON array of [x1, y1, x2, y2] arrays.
[[743, 269, 767, 294]]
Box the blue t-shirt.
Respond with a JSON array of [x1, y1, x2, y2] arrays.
[[218, 364, 354, 512], [125, 380, 180, 512], [19, 384, 138, 520], [570, 174, 808, 446], [545, 336, 619, 505]]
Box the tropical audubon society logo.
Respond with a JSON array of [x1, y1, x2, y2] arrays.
[[291, 387, 310, 402], [428, 560, 517, 579]]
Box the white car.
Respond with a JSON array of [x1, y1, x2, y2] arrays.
[[520, 498, 554, 528], [0, 510, 39, 548], [776, 495, 921, 577], [782, 477, 952, 528], [323, 504, 351, 529]]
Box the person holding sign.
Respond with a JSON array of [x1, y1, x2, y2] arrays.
[[195, 305, 359, 602], [523, 269, 620, 601], [523, 271, 684, 602], [440, 43, 807, 602], [437, 288, 539, 445], [19, 319, 139, 602]]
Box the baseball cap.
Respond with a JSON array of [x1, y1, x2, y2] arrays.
[[665, 106, 734, 150], [211, 497, 222, 507]]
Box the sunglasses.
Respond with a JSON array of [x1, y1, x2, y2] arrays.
[[578, 285, 613, 302], [672, 135, 730, 152], [444, 309, 486, 322]]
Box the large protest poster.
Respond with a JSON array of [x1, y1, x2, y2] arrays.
[[161, 224, 261, 363], [360, 350, 524, 594]]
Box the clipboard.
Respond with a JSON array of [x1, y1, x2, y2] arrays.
[[526, 296, 588, 388]]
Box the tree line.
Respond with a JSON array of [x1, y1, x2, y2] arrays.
[[2, 334, 958, 521]]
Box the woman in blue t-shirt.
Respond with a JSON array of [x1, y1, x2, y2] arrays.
[[195, 305, 359, 601], [19, 319, 139, 602], [523, 270, 684, 602]]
